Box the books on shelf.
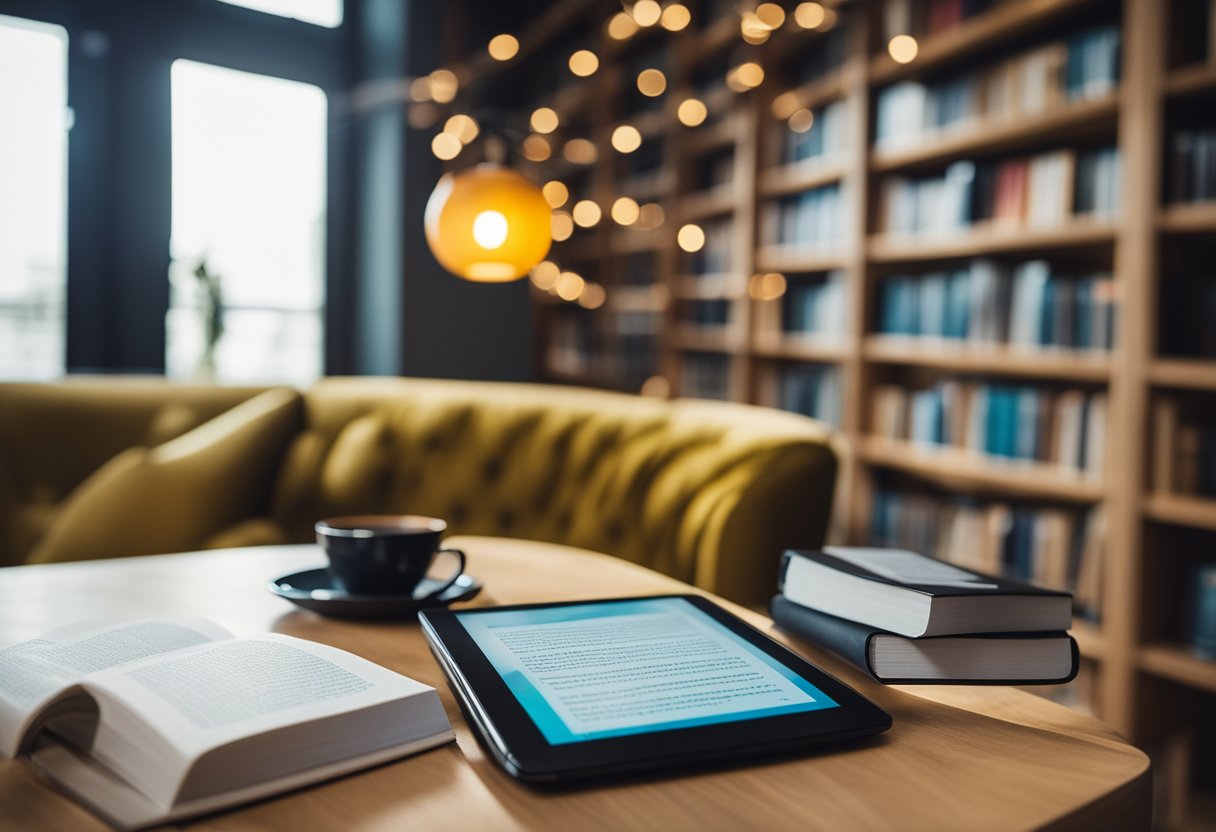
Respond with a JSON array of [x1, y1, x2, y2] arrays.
[[769, 596, 1078, 683], [776, 364, 842, 427], [779, 547, 1073, 638], [761, 185, 845, 251], [870, 488, 1106, 621], [689, 218, 734, 274], [1160, 275, 1216, 358], [875, 24, 1118, 150], [1190, 565, 1216, 657], [681, 299, 732, 328], [781, 100, 847, 167], [877, 259, 1116, 351], [783, 271, 847, 338], [0, 618, 453, 830], [1152, 398, 1216, 498], [870, 381, 1107, 476], [680, 352, 731, 400], [880, 146, 1119, 237]]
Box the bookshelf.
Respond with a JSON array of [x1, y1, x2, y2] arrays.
[[453, 0, 1216, 822]]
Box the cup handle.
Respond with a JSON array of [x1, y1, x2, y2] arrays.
[[416, 548, 466, 602]]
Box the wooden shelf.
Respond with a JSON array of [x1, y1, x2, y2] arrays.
[[1143, 494, 1216, 532], [671, 326, 746, 353], [868, 222, 1117, 263], [785, 71, 850, 113], [857, 436, 1106, 502], [1159, 202, 1216, 234], [610, 228, 668, 255], [1164, 62, 1216, 97], [1150, 359, 1216, 391], [682, 110, 738, 156], [869, 0, 1096, 85], [863, 338, 1112, 381], [610, 284, 669, 313], [689, 15, 737, 62], [1139, 645, 1216, 695], [679, 187, 737, 221], [1072, 619, 1107, 661], [674, 274, 745, 300], [755, 245, 848, 274], [759, 159, 847, 197], [753, 335, 847, 362], [871, 95, 1119, 172]]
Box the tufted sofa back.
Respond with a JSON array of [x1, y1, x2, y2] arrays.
[[268, 377, 837, 604]]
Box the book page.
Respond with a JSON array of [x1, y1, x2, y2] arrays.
[[0, 618, 233, 759], [824, 546, 999, 589], [82, 634, 432, 760]]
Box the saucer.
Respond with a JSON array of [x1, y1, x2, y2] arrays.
[[269, 568, 482, 620]]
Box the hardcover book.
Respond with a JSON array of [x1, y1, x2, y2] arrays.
[[779, 547, 1073, 637], [770, 596, 1079, 684]]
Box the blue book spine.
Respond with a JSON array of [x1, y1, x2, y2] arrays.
[[1192, 566, 1216, 657]]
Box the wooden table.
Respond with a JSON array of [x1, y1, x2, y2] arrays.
[[0, 539, 1150, 831]]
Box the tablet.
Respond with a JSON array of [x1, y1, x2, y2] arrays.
[[419, 595, 891, 782]]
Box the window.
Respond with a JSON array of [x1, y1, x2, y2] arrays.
[[167, 59, 327, 385], [0, 15, 68, 380], [214, 0, 342, 28]]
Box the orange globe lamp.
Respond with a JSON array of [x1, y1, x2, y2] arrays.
[[424, 164, 552, 282]]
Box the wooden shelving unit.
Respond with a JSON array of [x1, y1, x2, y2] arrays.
[[484, 0, 1215, 822]]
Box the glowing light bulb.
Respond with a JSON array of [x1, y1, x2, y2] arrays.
[[542, 180, 569, 209], [555, 271, 586, 301], [569, 49, 599, 77], [632, 0, 662, 27], [572, 199, 602, 227], [888, 34, 919, 64], [431, 132, 462, 160], [678, 98, 708, 127], [530, 106, 559, 134], [472, 210, 509, 250], [444, 114, 479, 144], [428, 69, 458, 103], [678, 224, 705, 252], [612, 197, 640, 225], [788, 108, 814, 133], [608, 11, 639, 40], [522, 134, 552, 162], [660, 4, 691, 31], [563, 138, 597, 164], [531, 260, 560, 290], [794, 2, 826, 29], [771, 92, 801, 121], [578, 282, 607, 309], [487, 34, 519, 61], [612, 124, 643, 153], [637, 68, 667, 97], [756, 3, 785, 28], [551, 211, 574, 241]]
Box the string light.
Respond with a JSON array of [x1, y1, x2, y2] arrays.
[[793, 2, 826, 29], [726, 62, 764, 92], [522, 134, 552, 161], [569, 49, 599, 77], [612, 124, 643, 153], [660, 4, 691, 31], [788, 108, 815, 133], [428, 69, 458, 103], [611, 196, 640, 225], [487, 34, 519, 61], [637, 68, 667, 97], [771, 92, 801, 121], [756, 3, 785, 28], [888, 34, 919, 64], [677, 98, 708, 127], [542, 181, 569, 209], [409, 77, 432, 102], [531, 260, 560, 290], [677, 223, 705, 252], [578, 282, 607, 309], [550, 211, 574, 241], [741, 13, 772, 45], [444, 114, 479, 144], [608, 11, 639, 40], [431, 132, 461, 160], [563, 138, 597, 164], [572, 199, 602, 227], [637, 202, 666, 229], [530, 106, 559, 134], [748, 272, 787, 301], [555, 270, 586, 301], [631, 0, 662, 27]]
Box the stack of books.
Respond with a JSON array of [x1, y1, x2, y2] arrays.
[[771, 547, 1080, 684]]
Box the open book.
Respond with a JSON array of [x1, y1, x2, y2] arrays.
[[0, 618, 454, 830]]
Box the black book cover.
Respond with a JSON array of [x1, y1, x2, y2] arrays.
[[779, 549, 1072, 600], [769, 596, 1080, 685]]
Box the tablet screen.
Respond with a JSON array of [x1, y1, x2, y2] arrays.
[[455, 597, 839, 745]]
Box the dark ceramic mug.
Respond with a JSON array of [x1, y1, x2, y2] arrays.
[[315, 515, 466, 598]]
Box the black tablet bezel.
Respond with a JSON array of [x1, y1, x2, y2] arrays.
[[420, 595, 891, 782]]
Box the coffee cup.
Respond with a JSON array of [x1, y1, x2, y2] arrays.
[[315, 515, 466, 598]]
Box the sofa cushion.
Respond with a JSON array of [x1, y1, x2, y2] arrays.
[[26, 388, 303, 564]]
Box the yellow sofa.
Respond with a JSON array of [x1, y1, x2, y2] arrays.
[[0, 377, 837, 604]]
